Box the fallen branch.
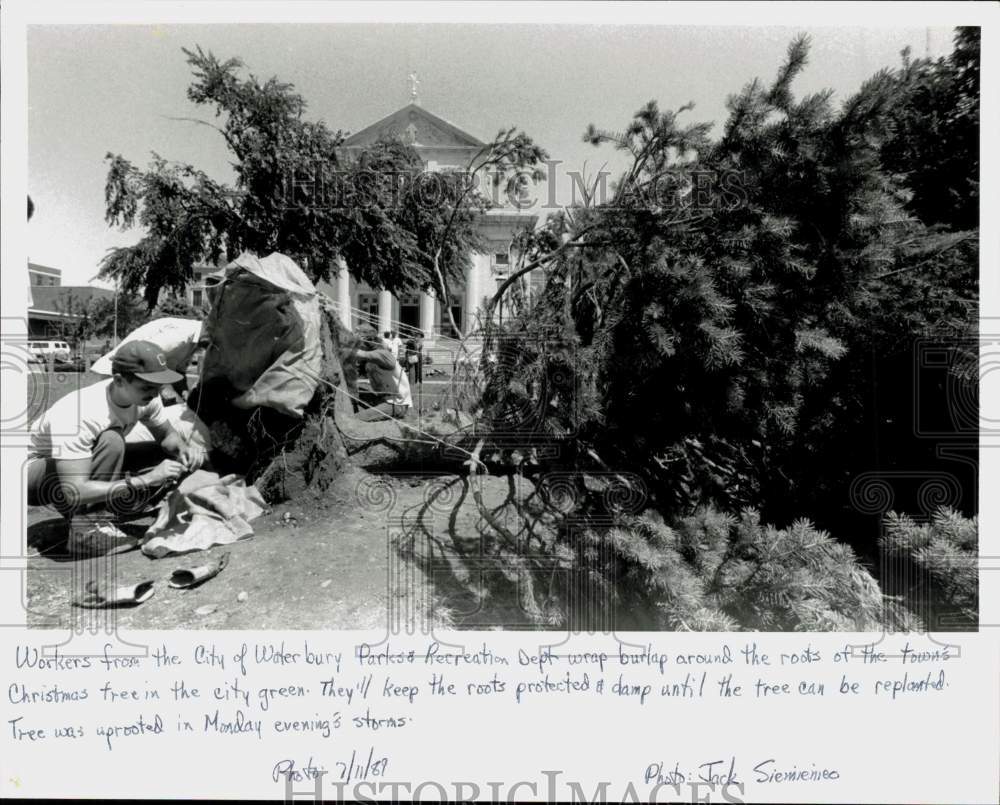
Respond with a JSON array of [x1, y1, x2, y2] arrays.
[[486, 224, 602, 315]]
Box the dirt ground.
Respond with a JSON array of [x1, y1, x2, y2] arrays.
[[25, 469, 556, 631], [23, 361, 541, 631]]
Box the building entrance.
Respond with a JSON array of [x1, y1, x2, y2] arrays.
[[439, 296, 463, 339], [399, 294, 420, 330], [358, 293, 379, 330]]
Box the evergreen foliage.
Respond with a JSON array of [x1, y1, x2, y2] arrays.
[[472, 30, 978, 630], [482, 31, 977, 522], [879, 507, 978, 630], [99, 47, 545, 310], [580, 505, 921, 632], [880, 27, 980, 230]]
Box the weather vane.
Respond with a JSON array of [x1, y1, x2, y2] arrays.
[[408, 71, 420, 105]]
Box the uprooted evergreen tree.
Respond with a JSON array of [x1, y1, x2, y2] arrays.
[[98, 45, 547, 493], [467, 31, 978, 629], [488, 32, 976, 518]]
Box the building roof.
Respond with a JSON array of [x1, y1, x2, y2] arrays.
[[29, 285, 115, 316], [342, 102, 486, 151], [28, 262, 61, 277]]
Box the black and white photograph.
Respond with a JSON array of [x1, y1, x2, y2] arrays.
[[4, 4, 999, 803], [19, 19, 981, 636]]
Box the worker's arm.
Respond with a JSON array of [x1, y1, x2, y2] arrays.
[[54, 455, 185, 509], [148, 419, 206, 472]]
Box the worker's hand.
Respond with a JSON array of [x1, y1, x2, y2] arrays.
[[145, 459, 185, 486], [178, 443, 207, 472]]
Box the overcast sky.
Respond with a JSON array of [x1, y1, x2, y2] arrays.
[[27, 24, 955, 286]]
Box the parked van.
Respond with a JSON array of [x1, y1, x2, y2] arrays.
[[27, 340, 71, 362]]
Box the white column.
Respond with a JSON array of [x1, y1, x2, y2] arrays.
[[419, 290, 436, 340], [336, 260, 352, 331], [464, 254, 485, 334], [378, 289, 393, 335]]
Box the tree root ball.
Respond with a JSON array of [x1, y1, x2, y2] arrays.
[[191, 304, 479, 503], [191, 306, 354, 504]]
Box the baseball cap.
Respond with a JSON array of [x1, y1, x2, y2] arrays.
[[111, 340, 184, 384]]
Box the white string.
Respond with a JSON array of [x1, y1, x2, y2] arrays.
[[186, 345, 481, 460], [308, 368, 482, 460]]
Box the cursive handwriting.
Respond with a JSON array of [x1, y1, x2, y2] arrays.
[[645, 757, 840, 787], [271, 757, 327, 784]]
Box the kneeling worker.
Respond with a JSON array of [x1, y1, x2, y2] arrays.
[[27, 340, 206, 555], [353, 330, 412, 422]]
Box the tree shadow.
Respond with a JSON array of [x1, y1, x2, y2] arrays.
[[391, 472, 577, 630]]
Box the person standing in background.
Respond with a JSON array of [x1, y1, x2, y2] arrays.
[[405, 334, 423, 386], [352, 329, 412, 422], [389, 331, 404, 366]]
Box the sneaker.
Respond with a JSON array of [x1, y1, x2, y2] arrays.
[[68, 521, 139, 558]]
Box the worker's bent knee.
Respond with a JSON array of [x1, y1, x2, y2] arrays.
[[90, 429, 126, 481], [93, 428, 126, 456]]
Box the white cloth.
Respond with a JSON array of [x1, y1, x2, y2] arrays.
[[28, 378, 168, 460], [91, 317, 203, 376], [226, 252, 315, 300], [141, 470, 267, 558]]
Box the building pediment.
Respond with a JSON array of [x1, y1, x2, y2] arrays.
[[342, 103, 485, 151]]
